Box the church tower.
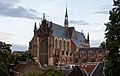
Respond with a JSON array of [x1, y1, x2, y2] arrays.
[[64, 6, 68, 28], [87, 33, 90, 44]]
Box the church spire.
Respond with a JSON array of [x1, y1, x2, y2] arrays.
[[65, 5, 68, 17], [87, 33, 90, 44], [64, 4, 68, 28], [43, 13, 46, 20], [34, 22, 37, 34], [42, 13, 47, 25]]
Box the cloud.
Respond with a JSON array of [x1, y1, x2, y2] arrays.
[[69, 20, 89, 25], [0, 32, 14, 40], [101, 5, 112, 10], [94, 10, 109, 14], [94, 4, 112, 15], [0, 0, 41, 20], [11, 44, 28, 51], [90, 39, 104, 47], [0, 0, 20, 5]]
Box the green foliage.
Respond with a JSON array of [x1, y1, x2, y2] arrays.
[[0, 41, 12, 76], [0, 41, 12, 52], [99, 41, 106, 49], [105, 0, 120, 76], [24, 68, 63, 76], [43, 68, 63, 76], [18, 51, 34, 61], [105, 61, 120, 76], [0, 62, 9, 76]]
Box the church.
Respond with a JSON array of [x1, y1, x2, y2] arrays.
[[29, 7, 106, 67]]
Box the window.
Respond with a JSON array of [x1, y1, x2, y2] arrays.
[[59, 40, 62, 49], [67, 41, 69, 51], [55, 39, 57, 48], [62, 51, 64, 55], [66, 51, 68, 55], [63, 41, 66, 51], [70, 52, 72, 56]]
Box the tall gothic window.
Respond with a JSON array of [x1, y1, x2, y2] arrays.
[[67, 41, 69, 51], [62, 51, 64, 55], [59, 40, 62, 49], [55, 39, 57, 49], [66, 51, 68, 55], [63, 40, 66, 51]]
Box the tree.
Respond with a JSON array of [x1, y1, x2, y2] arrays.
[[18, 51, 34, 61], [0, 62, 9, 76], [24, 68, 63, 76], [43, 68, 63, 76], [105, 0, 120, 76], [99, 41, 106, 49], [0, 41, 12, 76]]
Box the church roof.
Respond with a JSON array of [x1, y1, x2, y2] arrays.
[[51, 22, 69, 38], [49, 22, 86, 41], [46, 21, 86, 47], [76, 31, 86, 42], [72, 39, 82, 48]]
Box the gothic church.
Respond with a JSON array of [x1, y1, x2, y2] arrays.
[[29, 7, 90, 67]]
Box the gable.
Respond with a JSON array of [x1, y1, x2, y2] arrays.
[[71, 28, 77, 39], [68, 27, 74, 38], [76, 31, 86, 42]]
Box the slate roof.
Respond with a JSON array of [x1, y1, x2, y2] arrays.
[[46, 21, 86, 47], [90, 62, 104, 76], [71, 31, 86, 48], [69, 66, 86, 76], [72, 39, 82, 48], [76, 31, 86, 42], [43, 21, 86, 47], [51, 23, 69, 38]]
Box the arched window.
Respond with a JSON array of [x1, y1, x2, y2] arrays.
[[55, 39, 57, 49], [59, 40, 62, 49], [67, 41, 69, 51], [63, 40, 66, 51]]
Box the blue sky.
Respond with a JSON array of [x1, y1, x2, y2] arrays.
[[0, 0, 113, 51]]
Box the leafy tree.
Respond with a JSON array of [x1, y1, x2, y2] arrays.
[[0, 41, 12, 76], [99, 41, 106, 49], [43, 68, 63, 76], [18, 51, 34, 61], [0, 62, 9, 76], [105, 0, 120, 76], [0, 41, 12, 52], [23, 68, 62, 76]]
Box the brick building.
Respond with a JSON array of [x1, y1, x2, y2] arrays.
[[29, 7, 106, 67]]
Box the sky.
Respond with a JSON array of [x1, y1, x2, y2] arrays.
[[0, 0, 113, 51]]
